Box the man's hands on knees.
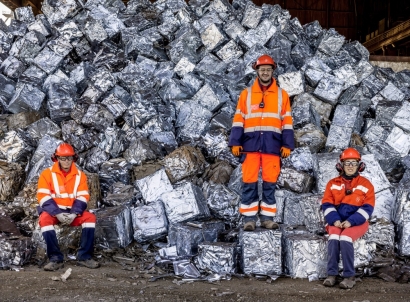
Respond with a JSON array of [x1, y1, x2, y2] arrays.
[[334, 220, 342, 228], [66, 213, 77, 225], [56, 213, 76, 225]]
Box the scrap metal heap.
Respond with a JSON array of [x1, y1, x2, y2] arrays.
[[0, 0, 410, 283]]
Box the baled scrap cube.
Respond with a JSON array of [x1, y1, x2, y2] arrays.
[[333, 64, 359, 89], [90, 68, 116, 94], [135, 169, 173, 203], [196, 242, 237, 274], [8, 20, 27, 38], [101, 94, 128, 119], [342, 41, 369, 62], [131, 201, 168, 243], [296, 93, 332, 124], [27, 15, 52, 37], [332, 105, 359, 128], [277, 71, 304, 97], [393, 187, 410, 225], [195, 11, 223, 32], [6, 111, 40, 131], [176, 102, 212, 144], [47, 82, 76, 122], [0, 161, 25, 201], [398, 221, 410, 256], [84, 18, 108, 43], [325, 125, 353, 151], [195, 54, 228, 76], [95, 206, 133, 249], [0, 56, 25, 79], [371, 189, 394, 222], [84, 147, 109, 173], [8, 84, 45, 114], [326, 49, 356, 70], [99, 158, 132, 195], [18, 65, 47, 88], [216, 40, 243, 62], [243, 43, 269, 67], [42, 0, 79, 25], [26, 117, 61, 144], [313, 75, 344, 105], [283, 194, 305, 226], [291, 97, 320, 129], [14, 7, 35, 23], [386, 126, 410, 157], [363, 219, 394, 247], [33, 48, 64, 74], [159, 182, 210, 224], [203, 183, 240, 224], [149, 132, 178, 154], [304, 68, 326, 87], [284, 233, 327, 280], [239, 19, 277, 50], [98, 126, 129, 158], [0, 130, 33, 163], [393, 102, 410, 132], [277, 167, 314, 194], [361, 74, 386, 98], [54, 21, 83, 42], [294, 123, 326, 153], [163, 145, 206, 183], [366, 141, 401, 173], [9, 31, 45, 65], [314, 153, 340, 194], [0, 74, 16, 108], [208, 0, 232, 19], [360, 154, 391, 193], [81, 104, 115, 132], [300, 194, 325, 234], [201, 23, 226, 51], [123, 101, 157, 128], [317, 28, 344, 56], [354, 59, 374, 83], [174, 57, 196, 77], [200, 129, 228, 158], [123, 137, 162, 165], [61, 120, 99, 153], [290, 42, 314, 70], [223, 19, 246, 40], [240, 228, 282, 275], [281, 147, 315, 174], [362, 123, 389, 144], [47, 37, 73, 57], [168, 220, 225, 256], [241, 3, 263, 29], [80, 84, 104, 102]]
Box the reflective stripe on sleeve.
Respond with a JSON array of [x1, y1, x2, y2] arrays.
[[233, 122, 244, 127], [353, 185, 369, 194], [77, 196, 88, 203], [324, 207, 337, 216], [77, 191, 89, 196], [282, 124, 293, 130], [330, 184, 345, 191], [39, 195, 52, 207], [357, 208, 370, 220], [38, 188, 51, 194]]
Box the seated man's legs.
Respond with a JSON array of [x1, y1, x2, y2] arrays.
[[39, 212, 64, 263], [70, 211, 97, 261]]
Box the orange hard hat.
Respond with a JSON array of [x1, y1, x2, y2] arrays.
[[339, 148, 361, 161], [55, 142, 76, 157], [252, 54, 277, 70]]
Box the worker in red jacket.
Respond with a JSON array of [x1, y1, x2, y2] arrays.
[[322, 148, 375, 289], [229, 54, 295, 231], [37, 142, 99, 271]]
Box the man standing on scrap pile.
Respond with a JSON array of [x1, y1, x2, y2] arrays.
[[229, 54, 294, 231], [322, 148, 375, 289], [37, 142, 100, 271]]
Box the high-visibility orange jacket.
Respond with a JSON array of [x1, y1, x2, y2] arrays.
[[37, 162, 90, 216], [228, 78, 294, 155], [322, 175, 375, 227]]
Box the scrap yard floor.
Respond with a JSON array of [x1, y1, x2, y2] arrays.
[[0, 262, 409, 301]]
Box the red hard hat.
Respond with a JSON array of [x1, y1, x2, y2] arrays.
[[252, 54, 277, 70], [55, 143, 76, 157], [340, 148, 361, 161]]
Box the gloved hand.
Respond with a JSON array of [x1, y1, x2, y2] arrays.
[[56, 213, 70, 225], [232, 146, 243, 157], [280, 147, 291, 158], [65, 213, 77, 225]]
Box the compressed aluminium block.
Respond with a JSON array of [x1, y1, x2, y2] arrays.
[[277, 71, 304, 97], [135, 169, 173, 203], [196, 242, 237, 274]]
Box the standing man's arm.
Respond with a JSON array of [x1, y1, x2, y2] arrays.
[[229, 89, 248, 152], [37, 171, 62, 216], [280, 89, 295, 153], [71, 172, 90, 216]]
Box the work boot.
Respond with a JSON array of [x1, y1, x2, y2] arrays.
[[323, 275, 337, 287], [44, 261, 64, 271], [260, 221, 279, 229], [77, 259, 100, 269], [243, 221, 256, 231], [339, 276, 356, 289]]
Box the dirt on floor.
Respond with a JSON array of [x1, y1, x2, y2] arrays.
[[1, 260, 410, 302]]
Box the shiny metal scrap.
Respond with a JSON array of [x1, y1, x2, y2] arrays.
[[131, 201, 168, 243], [196, 242, 237, 274], [284, 233, 327, 279], [135, 169, 173, 203], [240, 228, 282, 275], [158, 181, 210, 224]]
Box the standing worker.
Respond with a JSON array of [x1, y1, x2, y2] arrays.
[[229, 54, 295, 231], [322, 148, 375, 289], [37, 142, 100, 271]]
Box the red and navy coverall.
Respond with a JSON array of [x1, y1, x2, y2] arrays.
[[322, 174, 375, 277]]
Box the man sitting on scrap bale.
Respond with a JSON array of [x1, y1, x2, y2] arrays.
[[37, 142, 100, 271], [322, 148, 375, 289], [229, 54, 295, 231]]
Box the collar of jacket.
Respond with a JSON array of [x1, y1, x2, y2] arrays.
[[51, 162, 80, 179], [252, 77, 277, 93], [341, 171, 359, 180]]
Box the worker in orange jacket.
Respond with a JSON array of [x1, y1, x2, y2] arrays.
[[229, 55, 295, 231], [322, 148, 375, 289], [37, 142, 99, 271]]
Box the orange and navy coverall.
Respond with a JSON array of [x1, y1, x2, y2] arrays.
[[37, 162, 96, 262], [228, 78, 294, 222], [322, 174, 375, 277]]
